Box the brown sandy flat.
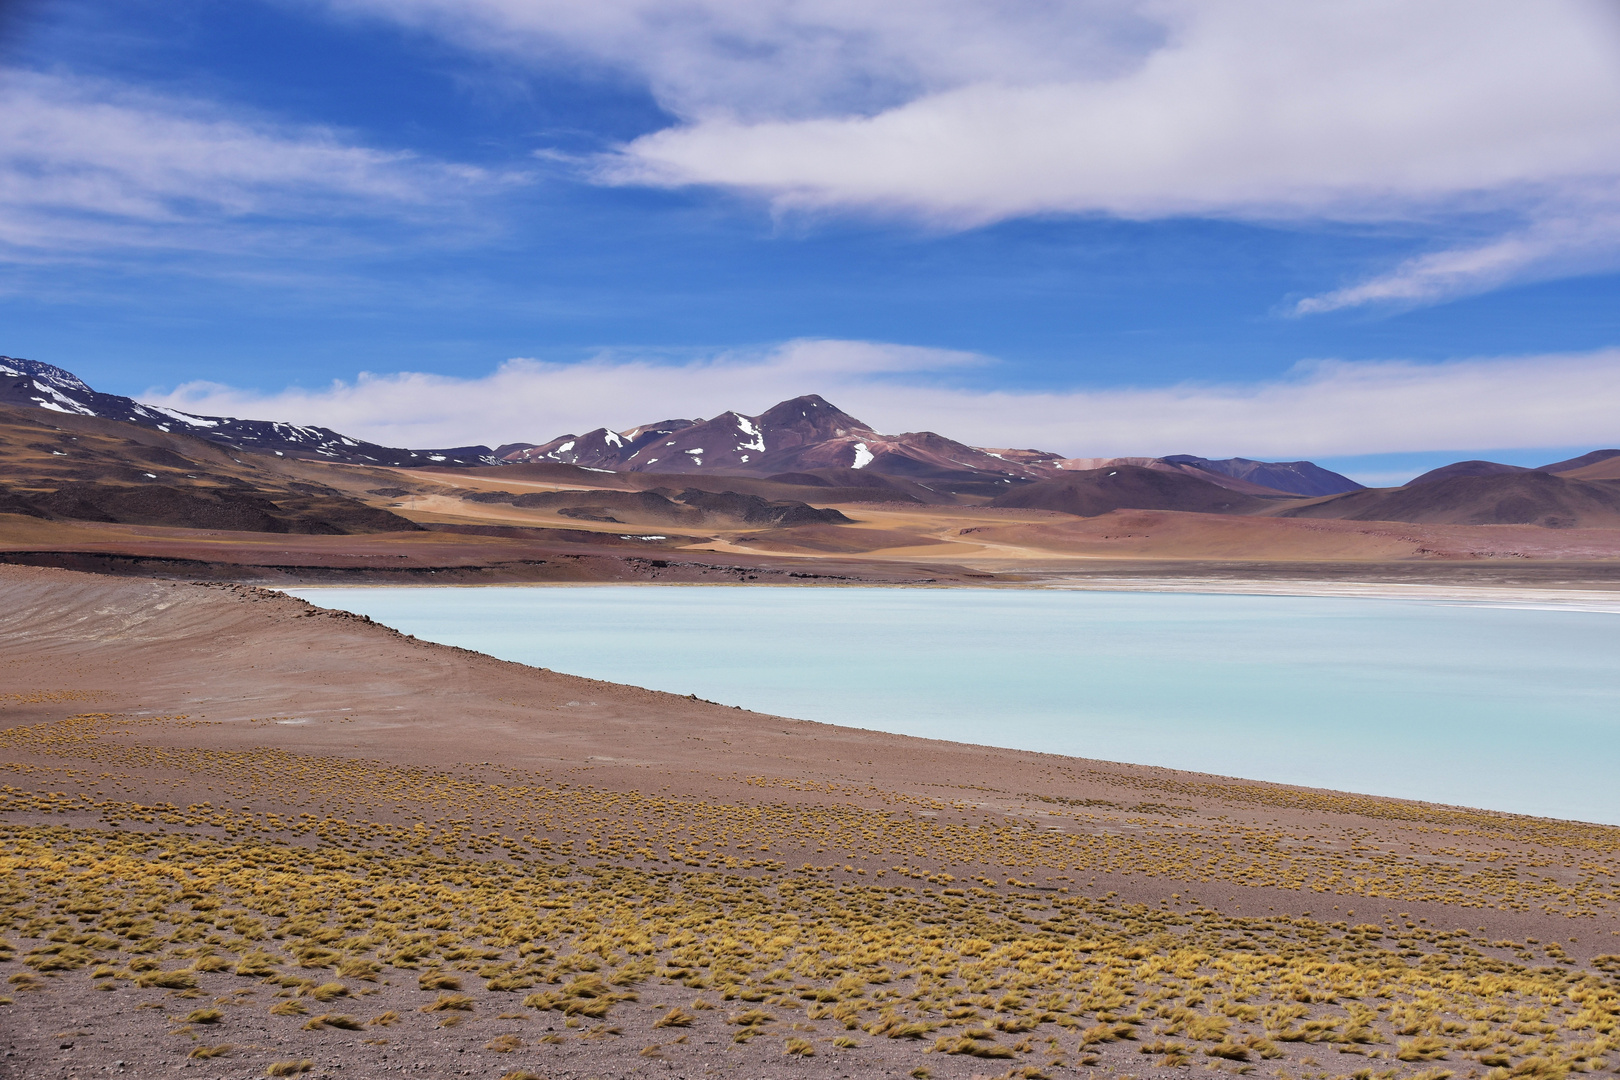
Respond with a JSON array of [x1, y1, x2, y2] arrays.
[[3, 565, 1619, 1079], [11, 498, 1620, 592]]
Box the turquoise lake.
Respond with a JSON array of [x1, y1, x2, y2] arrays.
[[286, 585, 1620, 825]]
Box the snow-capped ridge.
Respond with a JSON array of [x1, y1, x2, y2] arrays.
[[501, 393, 1047, 494], [0, 355, 497, 468]]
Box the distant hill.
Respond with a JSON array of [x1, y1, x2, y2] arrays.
[[1, 356, 496, 468], [1406, 459, 1530, 486], [1279, 470, 1620, 529], [988, 464, 1279, 517], [1537, 449, 1620, 474], [1403, 450, 1620, 487], [1556, 456, 1620, 481], [1163, 454, 1363, 496]]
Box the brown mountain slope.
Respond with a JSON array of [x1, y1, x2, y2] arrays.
[[762, 467, 942, 503], [1539, 448, 1620, 473], [0, 403, 420, 534], [988, 464, 1278, 516], [1406, 459, 1528, 485], [1278, 470, 1620, 528], [422, 462, 939, 505], [1555, 453, 1620, 480]]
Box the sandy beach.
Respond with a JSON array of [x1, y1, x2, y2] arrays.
[[1031, 576, 1620, 611], [4, 564, 1619, 1079]]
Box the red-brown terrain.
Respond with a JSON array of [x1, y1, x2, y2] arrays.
[[5, 400, 1620, 589]]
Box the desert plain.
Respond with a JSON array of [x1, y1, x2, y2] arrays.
[[3, 563, 1620, 1080]]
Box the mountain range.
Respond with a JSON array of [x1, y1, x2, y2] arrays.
[[496, 393, 1369, 498], [5, 356, 1618, 529], [3, 355, 1369, 497]]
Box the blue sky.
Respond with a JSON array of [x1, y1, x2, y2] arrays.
[[3, 0, 1620, 483]]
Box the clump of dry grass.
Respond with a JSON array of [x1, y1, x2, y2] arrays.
[[308, 982, 349, 1002], [1141, 1038, 1191, 1056], [933, 1033, 1016, 1058], [236, 952, 279, 977], [524, 974, 635, 1018], [654, 1007, 695, 1028], [265, 1062, 312, 1077], [420, 993, 475, 1013], [188, 1044, 232, 1059], [337, 958, 380, 981], [1079, 1022, 1135, 1046], [135, 969, 197, 990], [6, 707, 1620, 1076], [1204, 1038, 1253, 1061], [866, 1011, 934, 1039]]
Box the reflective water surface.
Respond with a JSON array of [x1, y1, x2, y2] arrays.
[[288, 585, 1620, 824]]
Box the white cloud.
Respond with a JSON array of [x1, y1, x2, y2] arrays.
[[145, 339, 1620, 460], [146, 339, 987, 449], [1295, 197, 1620, 313], [321, 0, 1620, 306], [0, 71, 499, 255], [316, 0, 1153, 121], [604, 5, 1620, 221]]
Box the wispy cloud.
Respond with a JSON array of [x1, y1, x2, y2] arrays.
[[322, 0, 1620, 309], [1294, 197, 1620, 313], [316, 0, 1154, 121], [0, 71, 504, 257], [146, 338, 1620, 460]]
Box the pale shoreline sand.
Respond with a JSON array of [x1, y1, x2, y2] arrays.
[[1033, 576, 1620, 610], [287, 574, 1620, 611]]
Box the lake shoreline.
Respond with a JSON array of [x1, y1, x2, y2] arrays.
[[286, 573, 1620, 610], [6, 564, 1620, 1078], [286, 581, 1620, 824]]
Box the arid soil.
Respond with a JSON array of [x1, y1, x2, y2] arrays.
[[10, 492, 1620, 592], [3, 566, 1619, 1080]]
